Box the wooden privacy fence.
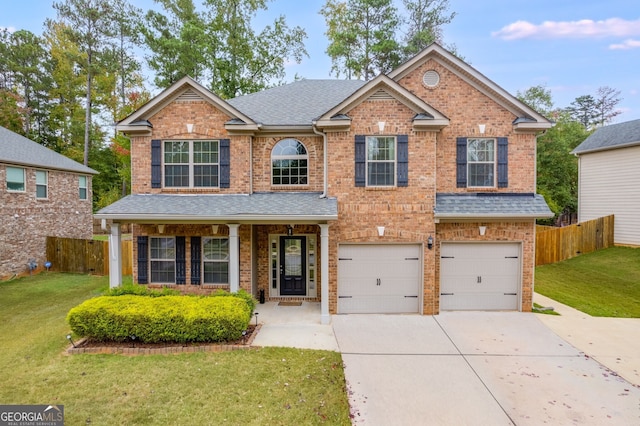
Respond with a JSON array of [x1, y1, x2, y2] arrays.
[[535, 215, 614, 266], [46, 237, 132, 275]]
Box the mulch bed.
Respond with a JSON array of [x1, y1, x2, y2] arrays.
[[66, 324, 261, 355]]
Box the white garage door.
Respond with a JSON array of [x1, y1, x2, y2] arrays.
[[440, 243, 521, 311], [338, 244, 421, 314]]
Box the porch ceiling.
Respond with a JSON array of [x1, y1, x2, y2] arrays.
[[94, 192, 338, 224]]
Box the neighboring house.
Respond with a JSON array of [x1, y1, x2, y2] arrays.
[[573, 118, 640, 245], [96, 44, 553, 322], [0, 126, 98, 279]]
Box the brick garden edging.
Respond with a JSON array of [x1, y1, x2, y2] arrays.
[[66, 324, 261, 355]]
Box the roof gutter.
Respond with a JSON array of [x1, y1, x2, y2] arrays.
[[312, 122, 328, 198], [93, 213, 338, 223]]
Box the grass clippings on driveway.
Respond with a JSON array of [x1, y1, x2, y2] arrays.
[[535, 246, 640, 317], [0, 273, 351, 425]]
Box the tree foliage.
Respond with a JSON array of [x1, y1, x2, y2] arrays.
[[321, 0, 456, 80], [566, 86, 622, 129]]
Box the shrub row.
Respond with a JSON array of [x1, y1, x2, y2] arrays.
[[67, 295, 252, 343]]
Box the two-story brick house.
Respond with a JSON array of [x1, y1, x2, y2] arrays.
[[96, 44, 552, 323], [0, 126, 97, 279]]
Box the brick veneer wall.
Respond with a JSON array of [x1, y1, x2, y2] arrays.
[[0, 165, 93, 279]]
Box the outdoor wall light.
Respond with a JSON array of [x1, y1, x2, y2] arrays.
[[479, 226, 487, 236], [427, 235, 434, 250], [66, 334, 76, 348], [287, 225, 294, 236], [377, 226, 385, 237]]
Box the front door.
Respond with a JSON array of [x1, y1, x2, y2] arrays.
[[280, 236, 306, 296]]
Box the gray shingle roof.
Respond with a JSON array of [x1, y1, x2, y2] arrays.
[[435, 193, 553, 219], [0, 126, 98, 174], [572, 119, 640, 155], [227, 80, 366, 126], [95, 192, 338, 221]]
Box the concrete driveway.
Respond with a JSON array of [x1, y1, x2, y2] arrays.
[[332, 313, 640, 425]]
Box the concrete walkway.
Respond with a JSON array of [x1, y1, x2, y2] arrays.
[[534, 293, 640, 386]]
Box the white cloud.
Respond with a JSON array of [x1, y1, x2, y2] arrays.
[[493, 18, 640, 40], [609, 39, 640, 50]]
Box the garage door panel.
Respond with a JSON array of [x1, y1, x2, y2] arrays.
[[440, 243, 520, 311], [338, 244, 422, 314]]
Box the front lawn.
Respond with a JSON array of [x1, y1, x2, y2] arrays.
[[535, 246, 640, 317], [0, 273, 350, 425]]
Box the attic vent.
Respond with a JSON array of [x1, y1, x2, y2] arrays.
[[370, 89, 394, 100], [177, 88, 203, 102], [422, 70, 440, 88]]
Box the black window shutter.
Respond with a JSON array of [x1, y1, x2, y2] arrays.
[[456, 137, 467, 188], [497, 137, 508, 188], [137, 236, 149, 284], [397, 134, 409, 187], [355, 135, 366, 187], [151, 140, 162, 188], [220, 139, 230, 188], [176, 236, 186, 284], [191, 236, 201, 285]]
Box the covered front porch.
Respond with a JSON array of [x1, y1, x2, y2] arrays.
[[95, 192, 337, 324]]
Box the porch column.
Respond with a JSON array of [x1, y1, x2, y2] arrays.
[[319, 224, 330, 324], [228, 224, 240, 293], [108, 223, 122, 288]]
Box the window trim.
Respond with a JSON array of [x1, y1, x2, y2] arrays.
[[36, 170, 48, 199], [366, 135, 397, 187], [6, 166, 26, 192], [202, 237, 230, 285], [466, 137, 496, 188], [163, 140, 220, 188], [271, 138, 309, 186], [78, 175, 88, 200], [149, 236, 176, 284]]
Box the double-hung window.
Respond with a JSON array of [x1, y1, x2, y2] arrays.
[[272, 139, 308, 185], [164, 140, 219, 188], [79, 176, 88, 199], [467, 138, 495, 187], [36, 170, 48, 199], [150, 237, 175, 283], [367, 136, 396, 186], [6, 166, 25, 192], [202, 237, 229, 284]]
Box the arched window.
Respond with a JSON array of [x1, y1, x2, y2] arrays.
[[272, 139, 308, 185]]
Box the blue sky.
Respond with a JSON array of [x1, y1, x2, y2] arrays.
[[2, 0, 639, 122]]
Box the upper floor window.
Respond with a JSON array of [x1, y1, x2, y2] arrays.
[[467, 138, 495, 187], [164, 140, 219, 188], [36, 170, 48, 199], [6, 166, 25, 192], [367, 136, 396, 186], [79, 176, 88, 199], [272, 139, 308, 185]]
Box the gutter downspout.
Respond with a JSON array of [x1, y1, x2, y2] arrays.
[[312, 122, 328, 198]]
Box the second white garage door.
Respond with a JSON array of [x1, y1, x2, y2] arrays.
[[440, 243, 521, 311], [338, 244, 422, 314]]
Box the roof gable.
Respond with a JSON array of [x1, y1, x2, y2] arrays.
[[314, 74, 449, 131], [573, 119, 640, 155], [117, 76, 258, 135], [389, 44, 552, 132], [0, 126, 97, 174]]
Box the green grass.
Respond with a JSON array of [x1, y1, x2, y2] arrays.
[[535, 246, 640, 317], [0, 273, 350, 425]]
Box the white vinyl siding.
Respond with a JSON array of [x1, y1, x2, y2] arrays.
[[578, 146, 640, 245]]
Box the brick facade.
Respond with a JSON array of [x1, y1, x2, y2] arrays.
[[0, 164, 93, 279]]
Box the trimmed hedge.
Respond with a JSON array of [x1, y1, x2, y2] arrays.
[[67, 295, 252, 343]]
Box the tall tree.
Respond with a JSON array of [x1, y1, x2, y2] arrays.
[[321, 0, 400, 80], [52, 0, 117, 166], [402, 0, 455, 58], [594, 86, 622, 127], [516, 84, 553, 117]]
